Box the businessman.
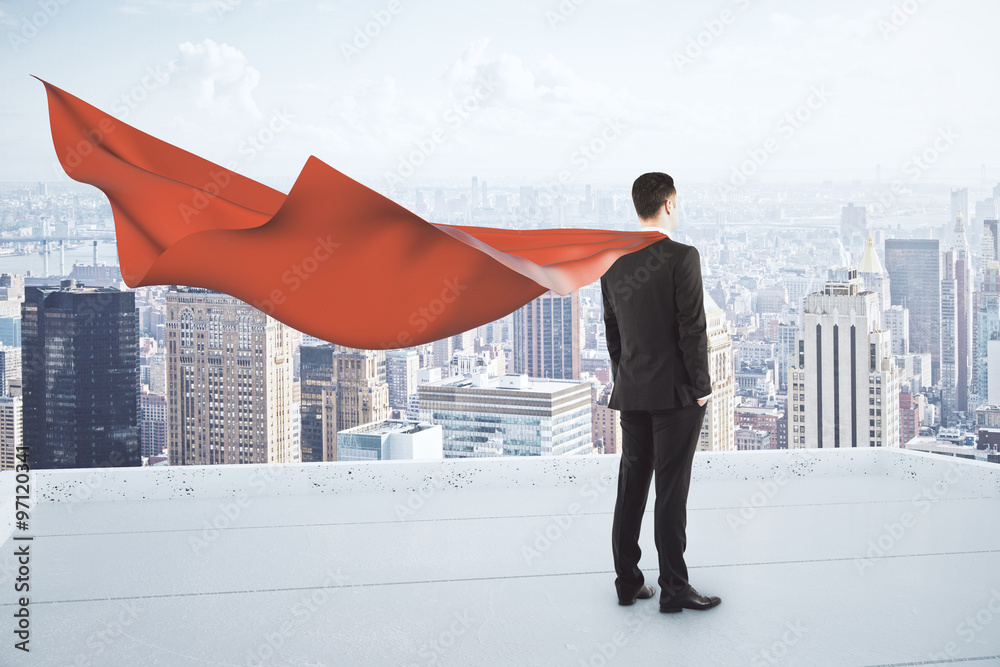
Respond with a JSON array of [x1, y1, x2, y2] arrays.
[[600, 172, 721, 614]]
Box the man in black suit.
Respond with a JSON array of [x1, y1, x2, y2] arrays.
[[600, 172, 721, 614]]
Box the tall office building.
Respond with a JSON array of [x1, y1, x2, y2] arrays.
[[300, 344, 337, 463], [0, 344, 20, 397], [840, 203, 867, 242], [941, 250, 958, 424], [983, 219, 999, 265], [950, 188, 969, 245], [512, 289, 581, 380], [432, 336, 452, 370], [884, 239, 941, 384], [953, 210, 972, 417], [334, 346, 390, 432], [22, 281, 140, 469], [300, 344, 390, 463], [856, 233, 890, 314], [698, 291, 735, 452], [140, 387, 167, 458], [789, 269, 900, 449], [0, 394, 21, 471], [418, 373, 592, 457], [593, 383, 621, 454], [883, 305, 910, 356], [386, 348, 421, 410], [451, 328, 475, 354], [165, 287, 296, 466], [974, 262, 1000, 406]]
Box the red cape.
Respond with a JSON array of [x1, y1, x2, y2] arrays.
[[36, 77, 666, 349]]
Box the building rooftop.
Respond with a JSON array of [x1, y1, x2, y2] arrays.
[[340, 418, 436, 436], [1, 448, 998, 666], [424, 372, 585, 393]]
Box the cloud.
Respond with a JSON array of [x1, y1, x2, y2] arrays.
[[171, 39, 262, 120]]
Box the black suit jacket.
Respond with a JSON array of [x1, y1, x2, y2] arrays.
[[600, 233, 712, 411]]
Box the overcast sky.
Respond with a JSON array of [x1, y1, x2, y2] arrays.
[[1, 0, 997, 191]]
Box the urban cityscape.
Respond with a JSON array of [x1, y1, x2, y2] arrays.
[[1, 173, 997, 471]]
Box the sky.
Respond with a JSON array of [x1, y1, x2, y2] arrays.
[[0, 0, 998, 192]]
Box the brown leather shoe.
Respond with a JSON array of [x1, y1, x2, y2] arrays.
[[659, 586, 721, 613], [618, 585, 655, 606]]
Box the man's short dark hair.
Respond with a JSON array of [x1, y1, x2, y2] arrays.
[[631, 172, 676, 220]]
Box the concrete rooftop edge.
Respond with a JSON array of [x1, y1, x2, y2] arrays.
[[2, 448, 997, 517]]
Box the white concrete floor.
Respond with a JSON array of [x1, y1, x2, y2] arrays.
[[1, 449, 998, 666]]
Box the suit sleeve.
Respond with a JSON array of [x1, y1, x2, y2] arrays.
[[675, 246, 713, 401], [601, 276, 621, 380]]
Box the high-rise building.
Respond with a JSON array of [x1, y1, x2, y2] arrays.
[[983, 219, 999, 265], [0, 394, 21, 471], [0, 344, 20, 397], [333, 346, 390, 434], [699, 291, 735, 452], [299, 343, 390, 463], [856, 233, 890, 313], [950, 188, 969, 244], [418, 372, 592, 457], [432, 336, 453, 370], [841, 203, 867, 241], [789, 269, 901, 449], [973, 262, 1000, 406], [165, 287, 296, 466], [386, 348, 421, 410], [512, 289, 581, 380], [592, 383, 621, 454], [22, 281, 140, 469], [140, 387, 167, 458], [451, 328, 475, 354], [0, 316, 20, 347], [883, 305, 910, 356], [300, 344, 336, 463], [941, 250, 958, 424], [884, 239, 941, 383], [953, 210, 972, 417]]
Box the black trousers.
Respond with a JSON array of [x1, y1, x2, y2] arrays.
[[611, 403, 707, 602]]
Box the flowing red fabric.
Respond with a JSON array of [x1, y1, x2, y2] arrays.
[[36, 77, 666, 349]]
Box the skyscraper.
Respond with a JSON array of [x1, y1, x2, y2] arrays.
[[0, 344, 20, 397], [165, 287, 296, 466], [953, 210, 972, 416], [789, 269, 900, 449], [840, 203, 867, 242], [22, 281, 140, 469], [856, 232, 890, 314], [512, 289, 581, 380], [884, 239, 941, 384], [0, 395, 22, 471], [941, 250, 958, 424], [300, 343, 390, 463], [973, 262, 1000, 407], [300, 343, 336, 463], [386, 348, 421, 410], [698, 291, 735, 452]]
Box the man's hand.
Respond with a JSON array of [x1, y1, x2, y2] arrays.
[[697, 397, 708, 407]]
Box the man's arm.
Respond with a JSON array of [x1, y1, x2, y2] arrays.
[[601, 276, 621, 380], [675, 246, 713, 402]]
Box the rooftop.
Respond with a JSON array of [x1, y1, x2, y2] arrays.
[[1, 448, 999, 666]]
